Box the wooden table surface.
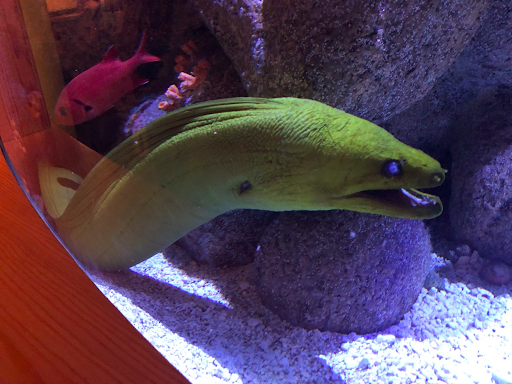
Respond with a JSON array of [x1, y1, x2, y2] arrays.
[[0, 153, 190, 383]]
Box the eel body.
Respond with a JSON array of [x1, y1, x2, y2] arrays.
[[39, 97, 445, 269]]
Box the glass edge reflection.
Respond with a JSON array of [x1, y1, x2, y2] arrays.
[[0, 136, 94, 277]]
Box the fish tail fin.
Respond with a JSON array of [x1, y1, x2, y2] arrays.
[[134, 30, 161, 65], [135, 29, 149, 56], [38, 161, 83, 219], [131, 30, 162, 86]]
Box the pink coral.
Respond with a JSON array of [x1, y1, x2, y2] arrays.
[[158, 100, 175, 112], [159, 41, 211, 113]]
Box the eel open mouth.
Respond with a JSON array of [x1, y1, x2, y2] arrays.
[[359, 188, 438, 207], [340, 187, 443, 219]]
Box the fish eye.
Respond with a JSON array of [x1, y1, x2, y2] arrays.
[[59, 107, 68, 116], [381, 159, 404, 178]]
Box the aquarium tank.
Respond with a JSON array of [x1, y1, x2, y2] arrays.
[[0, 0, 511, 383]]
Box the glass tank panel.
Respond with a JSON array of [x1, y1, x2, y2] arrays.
[[0, 1, 511, 383]]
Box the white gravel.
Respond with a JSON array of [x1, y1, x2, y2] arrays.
[[89, 250, 512, 384]]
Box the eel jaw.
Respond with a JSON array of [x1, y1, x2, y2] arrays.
[[338, 187, 443, 219]]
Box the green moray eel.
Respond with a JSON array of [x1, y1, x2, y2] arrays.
[[39, 97, 446, 270]]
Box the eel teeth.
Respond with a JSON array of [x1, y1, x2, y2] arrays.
[[400, 188, 436, 207]]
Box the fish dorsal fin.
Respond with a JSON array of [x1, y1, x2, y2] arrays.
[[102, 45, 118, 63]]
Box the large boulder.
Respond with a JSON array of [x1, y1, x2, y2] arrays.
[[165, 210, 277, 267], [255, 210, 432, 334], [450, 87, 512, 266], [193, 0, 487, 122], [382, 0, 512, 158], [450, 0, 512, 90]]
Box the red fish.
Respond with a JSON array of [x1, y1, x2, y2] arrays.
[[54, 32, 161, 126]]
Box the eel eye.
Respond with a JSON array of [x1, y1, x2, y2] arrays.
[[381, 159, 404, 178], [59, 107, 68, 116]]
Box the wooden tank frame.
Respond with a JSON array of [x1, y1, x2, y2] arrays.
[[0, 1, 189, 382]]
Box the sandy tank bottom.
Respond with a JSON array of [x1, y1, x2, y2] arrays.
[[89, 250, 512, 384]]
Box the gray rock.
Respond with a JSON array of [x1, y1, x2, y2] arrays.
[[193, 0, 486, 122], [455, 244, 472, 256], [375, 334, 396, 344], [450, 87, 512, 265], [358, 357, 371, 370], [383, 1, 512, 159], [255, 210, 431, 334], [451, 0, 512, 90], [480, 261, 512, 286], [424, 270, 447, 291], [165, 210, 277, 267]]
